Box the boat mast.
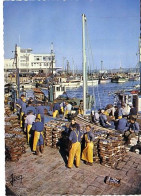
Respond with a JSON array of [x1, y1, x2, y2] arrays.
[[82, 14, 87, 115], [15, 44, 20, 99], [139, 0, 141, 93]]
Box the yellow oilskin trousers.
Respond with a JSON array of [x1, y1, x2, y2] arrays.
[[27, 125, 32, 144], [53, 110, 59, 118], [78, 109, 84, 115], [68, 142, 81, 168], [20, 112, 24, 128], [64, 110, 69, 117], [82, 142, 94, 163], [61, 107, 64, 113], [33, 131, 44, 151], [37, 114, 41, 122]]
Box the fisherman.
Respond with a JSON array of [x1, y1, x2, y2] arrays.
[[53, 100, 61, 118], [128, 117, 140, 134], [36, 101, 47, 123], [118, 103, 128, 119], [60, 101, 66, 114], [91, 110, 99, 124], [78, 100, 83, 115], [82, 125, 95, 166], [124, 117, 140, 142], [24, 111, 36, 144], [25, 101, 36, 115], [99, 109, 115, 129], [16, 94, 27, 128], [69, 117, 80, 132], [129, 104, 137, 116], [67, 123, 83, 168], [32, 117, 44, 155], [116, 116, 129, 134], [64, 102, 72, 118]]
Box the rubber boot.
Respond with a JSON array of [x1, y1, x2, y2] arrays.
[[40, 145, 44, 153], [36, 146, 40, 155]]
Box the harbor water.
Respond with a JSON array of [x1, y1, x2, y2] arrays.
[[26, 80, 139, 112], [66, 80, 139, 110]]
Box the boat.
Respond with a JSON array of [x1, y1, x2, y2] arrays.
[[80, 79, 98, 86], [99, 77, 111, 84], [111, 76, 127, 83], [60, 80, 81, 88]]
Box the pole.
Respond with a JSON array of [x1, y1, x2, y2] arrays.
[[15, 44, 20, 98], [140, 0, 141, 93], [51, 43, 54, 101], [82, 14, 87, 115]]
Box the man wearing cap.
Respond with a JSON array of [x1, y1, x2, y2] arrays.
[[32, 118, 44, 155], [82, 125, 95, 166], [67, 123, 83, 168]]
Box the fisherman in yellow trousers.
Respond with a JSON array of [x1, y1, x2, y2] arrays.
[[24, 111, 36, 144], [53, 101, 61, 118], [82, 125, 95, 166], [78, 100, 84, 115], [67, 123, 83, 168], [32, 118, 44, 155], [16, 94, 27, 128]]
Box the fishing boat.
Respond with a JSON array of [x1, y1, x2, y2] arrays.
[[80, 79, 98, 86], [111, 76, 127, 83], [99, 77, 111, 84]]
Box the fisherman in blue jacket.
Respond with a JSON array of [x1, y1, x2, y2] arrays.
[[53, 101, 61, 118], [32, 118, 44, 155], [67, 123, 83, 168], [25, 101, 36, 115], [99, 109, 115, 129], [16, 94, 27, 128], [36, 102, 48, 123], [116, 116, 129, 134]]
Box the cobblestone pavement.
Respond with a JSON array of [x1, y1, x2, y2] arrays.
[[5, 146, 141, 195]]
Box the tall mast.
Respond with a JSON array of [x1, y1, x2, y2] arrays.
[[82, 14, 87, 115], [139, 0, 141, 93], [15, 44, 20, 98]]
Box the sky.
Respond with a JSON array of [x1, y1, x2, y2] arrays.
[[3, 0, 140, 70]]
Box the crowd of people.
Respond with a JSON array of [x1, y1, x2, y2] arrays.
[[13, 94, 140, 168], [91, 103, 140, 143]]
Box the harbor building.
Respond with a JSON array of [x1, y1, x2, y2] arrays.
[[4, 45, 56, 75]]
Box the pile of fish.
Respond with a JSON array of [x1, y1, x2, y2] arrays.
[[98, 132, 126, 169], [5, 109, 27, 162], [44, 120, 68, 148], [93, 130, 108, 163]]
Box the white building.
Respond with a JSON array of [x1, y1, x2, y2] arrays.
[[4, 45, 57, 74]]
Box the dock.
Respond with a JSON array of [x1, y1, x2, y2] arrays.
[[6, 145, 141, 195]]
